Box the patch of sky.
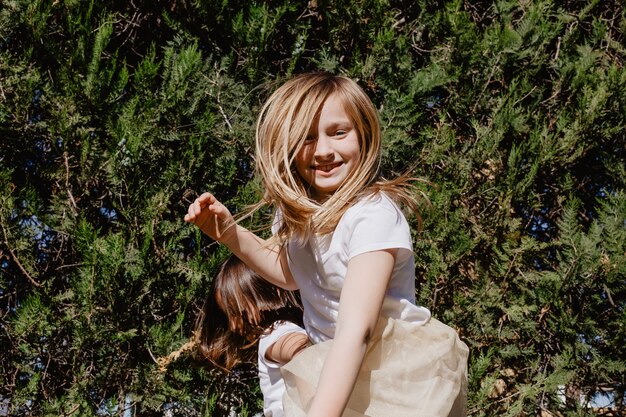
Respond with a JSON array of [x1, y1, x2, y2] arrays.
[[532, 257, 544, 271], [19, 215, 53, 249], [594, 184, 615, 199], [99, 207, 118, 221], [32, 359, 45, 372], [15, 213, 56, 264], [0, 396, 8, 417], [96, 396, 119, 417], [425, 89, 445, 109], [558, 385, 623, 410], [589, 390, 618, 409], [0, 398, 33, 417], [577, 333, 595, 362], [96, 395, 135, 417], [34, 139, 51, 153], [527, 209, 554, 241]]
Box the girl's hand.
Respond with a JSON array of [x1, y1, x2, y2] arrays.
[[184, 192, 235, 243], [185, 192, 297, 290]]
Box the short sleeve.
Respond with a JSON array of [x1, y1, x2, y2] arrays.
[[343, 194, 413, 260], [258, 321, 307, 368]]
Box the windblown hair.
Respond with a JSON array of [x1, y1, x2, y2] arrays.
[[194, 255, 303, 372], [252, 72, 424, 243]]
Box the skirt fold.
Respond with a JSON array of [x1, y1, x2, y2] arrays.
[[282, 317, 468, 417]]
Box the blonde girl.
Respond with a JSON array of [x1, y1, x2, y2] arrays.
[[185, 72, 468, 417], [195, 255, 309, 417]]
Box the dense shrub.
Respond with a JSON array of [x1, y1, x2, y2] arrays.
[[1, 1, 624, 415]]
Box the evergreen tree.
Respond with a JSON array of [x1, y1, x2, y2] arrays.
[[1, 1, 624, 415]]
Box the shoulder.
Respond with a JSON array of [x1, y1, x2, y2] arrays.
[[342, 192, 406, 225], [337, 192, 413, 258], [259, 320, 306, 348]]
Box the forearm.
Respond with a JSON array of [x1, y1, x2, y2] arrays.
[[266, 332, 310, 365], [307, 334, 368, 417], [185, 192, 295, 289], [220, 224, 296, 290], [305, 250, 397, 417]]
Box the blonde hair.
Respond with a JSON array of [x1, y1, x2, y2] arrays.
[[253, 72, 423, 242]]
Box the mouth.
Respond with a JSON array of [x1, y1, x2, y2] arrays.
[[313, 162, 342, 173]]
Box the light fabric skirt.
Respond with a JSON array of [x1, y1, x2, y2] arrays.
[[281, 317, 469, 417]]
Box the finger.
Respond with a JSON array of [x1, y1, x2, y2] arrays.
[[193, 199, 205, 217], [197, 192, 217, 207], [187, 203, 201, 221], [184, 211, 196, 222], [187, 202, 198, 219]]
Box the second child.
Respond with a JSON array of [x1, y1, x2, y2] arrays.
[[195, 255, 309, 417]]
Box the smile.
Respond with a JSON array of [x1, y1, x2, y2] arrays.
[[313, 162, 342, 173]]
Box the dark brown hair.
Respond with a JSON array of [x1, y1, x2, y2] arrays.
[[194, 255, 303, 371]]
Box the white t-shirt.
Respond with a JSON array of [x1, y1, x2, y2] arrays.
[[258, 321, 307, 417], [276, 193, 431, 344]]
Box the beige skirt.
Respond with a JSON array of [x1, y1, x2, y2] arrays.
[[281, 317, 469, 417]]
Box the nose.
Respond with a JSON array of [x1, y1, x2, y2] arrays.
[[314, 134, 333, 160]]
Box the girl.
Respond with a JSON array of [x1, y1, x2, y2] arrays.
[[185, 72, 468, 417], [194, 255, 309, 417]]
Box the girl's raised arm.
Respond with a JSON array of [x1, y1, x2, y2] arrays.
[[306, 248, 397, 417], [184, 192, 297, 290]]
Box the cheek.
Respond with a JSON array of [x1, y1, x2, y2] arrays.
[[346, 136, 362, 161], [294, 146, 312, 173]]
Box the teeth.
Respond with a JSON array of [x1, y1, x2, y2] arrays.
[[316, 163, 339, 172]]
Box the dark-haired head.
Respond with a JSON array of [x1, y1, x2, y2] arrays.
[[194, 255, 303, 371]]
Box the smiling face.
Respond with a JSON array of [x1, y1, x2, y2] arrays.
[[294, 94, 361, 201], [255, 73, 382, 237]]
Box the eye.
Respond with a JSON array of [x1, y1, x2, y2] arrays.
[[334, 130, 347, 136], [304, 134, 316, 143]]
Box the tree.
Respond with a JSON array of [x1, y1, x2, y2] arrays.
[[1, 0, 624, 416]]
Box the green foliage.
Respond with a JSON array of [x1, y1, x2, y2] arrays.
[[1, 0, 625, 415]]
